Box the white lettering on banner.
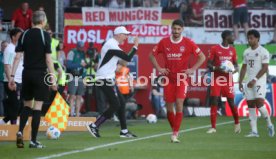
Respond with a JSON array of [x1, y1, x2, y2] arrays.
[[67, 29, 113, 44], [204, 9, 276, 31], [130, 25, 171, 36], [67, 121, 92, 127], [0, 130, 8, 137], [82, 7, 162, 26]]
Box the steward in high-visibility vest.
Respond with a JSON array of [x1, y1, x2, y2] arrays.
[[85, 57, 96, 84], [115, 61, 131, 95], [53, 60, 66, 93]]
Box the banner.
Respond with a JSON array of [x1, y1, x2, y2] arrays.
[[204, 9, 276, 32], [127, 24, 171, 37], [82, 7, 162, 26], [63, 25, 116, 53]]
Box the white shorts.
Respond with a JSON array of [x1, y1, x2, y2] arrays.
[[244, 81, 267, 100]]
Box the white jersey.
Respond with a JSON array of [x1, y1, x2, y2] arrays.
[[243, 45, 269, 83], [3, 43, 24, 83], [96, 38, 122, 79]]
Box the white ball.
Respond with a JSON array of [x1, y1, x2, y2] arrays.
[[220, 60, 235, 73], [146, 114, 157, 124], [46, 126, 61, 139]]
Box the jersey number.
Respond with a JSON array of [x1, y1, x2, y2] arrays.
[[256, 85, 261, 92]]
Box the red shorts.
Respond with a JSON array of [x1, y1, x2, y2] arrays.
[[210, 80, 234, 98], [164, 81, 187, 103]]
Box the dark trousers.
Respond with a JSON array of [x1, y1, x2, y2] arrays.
[[98, 79, 127, 129], [3, 82, 22, 123]]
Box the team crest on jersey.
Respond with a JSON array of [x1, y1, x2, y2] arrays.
[[180, 46, 185, 52], [229, 51, 233, 56]]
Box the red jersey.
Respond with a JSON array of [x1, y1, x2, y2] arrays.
[[209, 44, 237, 77], [232, 0, 247, 8], [12, 8, 33, 30], [153, 36, 201, 80]]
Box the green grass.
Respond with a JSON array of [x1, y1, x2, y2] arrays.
[[1, 117, 276, 159]]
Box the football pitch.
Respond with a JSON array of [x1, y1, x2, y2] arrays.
[[1, 117, 275, 159]]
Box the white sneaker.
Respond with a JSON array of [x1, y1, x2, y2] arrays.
[[171, 135, 180, 143], [245, 132, 259, 138], [268, 124, 275, 137], [206, 128, 216, 134], [234, 123, 241, 133]]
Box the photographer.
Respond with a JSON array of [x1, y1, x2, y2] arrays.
[[66, 41, 86, 117]]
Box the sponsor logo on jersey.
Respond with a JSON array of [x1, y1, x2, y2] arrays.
[[166, 47, 170, 51], [255, 53, 259, 57], [229, 51, 233, 56], [167, 53, 182, 58]]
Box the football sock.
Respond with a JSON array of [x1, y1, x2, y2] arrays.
[[94, 115, 107, 128], [19, 106, 32, 133], [173, 112, 183, 135], [258, 106, 272, 127], [31, 110, 41, 142], [230, 106, 239, 124], [210, 105, 217, 129], [167, 111, 175, 130], [249, 108, 258, 133]]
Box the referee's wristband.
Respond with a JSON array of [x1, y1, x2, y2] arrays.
[[253, 77, 258, 81]]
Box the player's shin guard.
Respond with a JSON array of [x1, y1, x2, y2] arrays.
[[230, 106, 239, 124], [210, 106, 217, 129], [167, 111, 175, 130], [173, 112, 183, 136]]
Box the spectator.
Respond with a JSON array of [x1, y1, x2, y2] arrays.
[[143, 0, 151, 7], [133, 0, 143, 7], [161, 0, 169, 10], [228, 0, 249, 43], [0, 41, 7, 117], [66, 41, 86, 117], [109, 0, 126, 8], [152, 0, 161, 7], [1, 28, 23, 125], [190, 0, 205, 26], [166, 0, 180, 12], [84, 42, 96, 113], [179, 2, 191, 25], [57, 42, 66, 68], [151, 76, 166, 118], [11, 2, 33, 30], [95, 0, 107, 7], [47, 29, 59, 61]]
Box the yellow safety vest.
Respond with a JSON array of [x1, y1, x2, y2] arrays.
[[54, 60, 66, 86], [85, 58, 96, 83], [51, 38, 59, 60]]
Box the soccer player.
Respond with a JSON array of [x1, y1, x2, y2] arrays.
[[9, 11, 57, 148], [149, 19, 206, 143], [86, 26, 139, 138], [206, 30, 241, 134], [239, 29, 275, 137]]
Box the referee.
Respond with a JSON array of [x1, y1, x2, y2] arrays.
[[87, 26, 139, 138], [9, 11, 57, 148]]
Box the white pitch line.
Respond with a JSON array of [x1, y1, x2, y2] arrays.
[[36, 119, 248, 159]]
